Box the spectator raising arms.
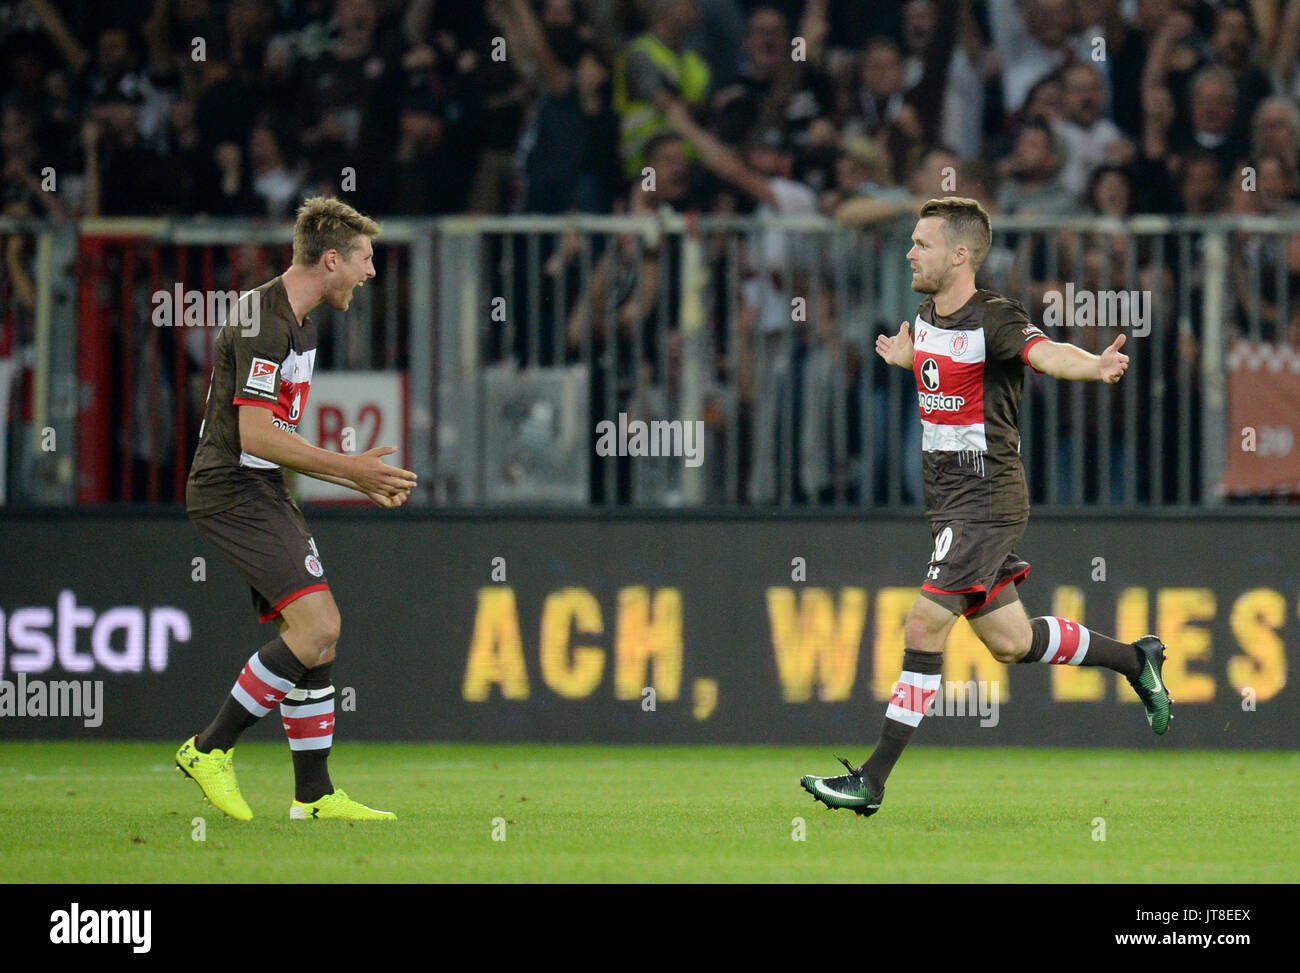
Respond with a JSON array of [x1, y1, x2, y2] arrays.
[[0, 0, 1294, 225], [613, 0, 710, 181]]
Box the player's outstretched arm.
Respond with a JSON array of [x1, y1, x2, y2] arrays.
[[1026, 333, 1129, 383], [874, 320, 915, 369], [289, 433, 413, 507], [238, 406, 417, 498]]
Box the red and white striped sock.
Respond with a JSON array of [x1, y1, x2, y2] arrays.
[[281, 664, 335, 803], [863, 649, 944, 793], [1026, 616, 1140, 677], [885, 669, 943, 727], [1036, 616, 1091, 665], [280, 685, 335, 752], [232, 651, 300, 715], [196, 637, 305, 753]]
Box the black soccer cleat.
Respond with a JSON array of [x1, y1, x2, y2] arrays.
[[800, 755, 884, 817], [1128, 635, 1173, 735]]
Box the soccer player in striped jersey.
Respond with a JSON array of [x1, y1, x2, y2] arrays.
[[177, 197, 417, 821], [801, 197, 1171, 817]]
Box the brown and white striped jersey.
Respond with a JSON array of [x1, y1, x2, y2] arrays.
[[187, 276, 317, 517], [911, 290, 1049, 521]]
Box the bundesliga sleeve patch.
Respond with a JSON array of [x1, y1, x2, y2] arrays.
[[245, 357, 279, 395]]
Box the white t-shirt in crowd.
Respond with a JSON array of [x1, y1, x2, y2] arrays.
[[745, 177, 819, 334], [1051, 117, 1130, 202]]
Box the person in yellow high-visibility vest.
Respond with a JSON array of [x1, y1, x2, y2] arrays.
[[613, 0, 711, 181]]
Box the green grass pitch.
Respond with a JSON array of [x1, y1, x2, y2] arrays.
[[1, 742, 1295, 883]]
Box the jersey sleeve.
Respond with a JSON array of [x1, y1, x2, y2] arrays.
[[231, 321, 288, 409], [984, 298, 1049, 373]]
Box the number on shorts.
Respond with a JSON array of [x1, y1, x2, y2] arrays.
[[931, 526, 953, 563]]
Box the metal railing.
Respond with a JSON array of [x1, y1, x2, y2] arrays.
[[0, 216, 431, 505], [3, 212, 1297, 508], [437, 212, 1296, 508]]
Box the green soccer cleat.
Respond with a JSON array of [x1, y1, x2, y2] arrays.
[[800, 755, 884, 817], [1128, 635, 1174, 735], [175, 735, 254, 821], [289, 789, 396, 821]]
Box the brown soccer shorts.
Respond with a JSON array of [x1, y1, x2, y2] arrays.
[[192, 495, 330, 623], [918, 518, 1031, 618]]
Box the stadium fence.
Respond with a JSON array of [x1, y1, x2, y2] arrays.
[[2, 213, 1297, 507]]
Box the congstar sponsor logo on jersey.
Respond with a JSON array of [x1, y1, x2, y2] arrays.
[[918, 391, 967, 414], [917, 357, 968, 413], [918, 392, 968, 412], [911, 319, 988, 452]]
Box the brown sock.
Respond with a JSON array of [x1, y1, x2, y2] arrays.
[[862, 648, 943, 794]]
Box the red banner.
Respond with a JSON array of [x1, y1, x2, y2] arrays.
[[1221, 343, 1300, 495]]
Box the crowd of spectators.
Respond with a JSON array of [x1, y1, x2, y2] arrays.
[[1, 0, 1297, 223], [3, 0, 1298, 506]]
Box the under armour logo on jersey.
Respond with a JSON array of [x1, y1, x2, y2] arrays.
[[927, 566, 941, 579]]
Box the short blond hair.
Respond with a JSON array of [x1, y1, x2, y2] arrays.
[[292, 196, 381, 266], [919, 196, 992, 271]]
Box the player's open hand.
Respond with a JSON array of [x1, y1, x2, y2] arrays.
[[350, 446, 418, 498], [1099, 333, 1129, 383], [875, 321, 914, 367]]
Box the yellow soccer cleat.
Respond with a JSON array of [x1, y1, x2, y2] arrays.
[[289, 789, 396, 821], [175, 736, 254, 821]]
